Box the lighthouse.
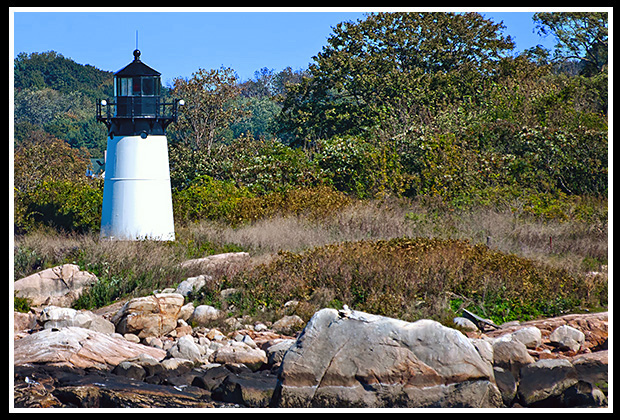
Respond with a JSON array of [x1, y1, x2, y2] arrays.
[[97, 49, 182, 241]]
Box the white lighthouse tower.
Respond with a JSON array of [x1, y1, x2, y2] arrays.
[[97, 49, 182, 241]]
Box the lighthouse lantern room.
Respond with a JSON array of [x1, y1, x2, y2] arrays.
[[97, 49, 182, 241]]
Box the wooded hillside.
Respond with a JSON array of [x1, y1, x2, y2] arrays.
[[13, 12, 608, 235]]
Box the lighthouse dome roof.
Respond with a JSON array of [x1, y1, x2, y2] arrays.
[[115, 49, 161, 77]]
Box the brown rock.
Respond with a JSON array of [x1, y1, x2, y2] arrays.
[[111, 293, 185, 338]]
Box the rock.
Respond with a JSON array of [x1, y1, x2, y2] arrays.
[[166, 335, 203, 363], [14, 363, 219, 408], [179, 252, 250, 274], [559, 380, 607, 407], [123, 333, 141, 343], [570, 350, 608, 393], [14, 311, 37, 332], [190, 305, 224, 326], [144, 336, 164, 349], [453, 316, 478, 332], [549, 325, 585, 352], [113, 360, 147, 381], [39, 306, 115, 335], [111, 293, 185, 338], [508, 326, 542, 349], [492, 338, 535, 378], [210, 342, 267, 371], [213, 369, 278, 408], [274, 308, 501, 408], [178, 303, 195, 321], [14, 264, 98, 307], [484, 312, 608, 353], [265, 339, 295, 368], [494, 366, 517, 406], [14, 326, 166, 370], [271, 315, 304, 335], [175, 274, 211, 297], [470, 338, 494, 366], [518, 358, 579, 406]]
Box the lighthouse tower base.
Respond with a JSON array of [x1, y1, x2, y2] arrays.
[[100, 134, 175, 241]]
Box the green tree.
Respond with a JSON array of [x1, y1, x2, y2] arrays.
[[14, 130, 102, 233], [171, 67, 249, 153], [276, 12, 515, 141], [14, 51, 113, 97], [533, 12, 608, 76]]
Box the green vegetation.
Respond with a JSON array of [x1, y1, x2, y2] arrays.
[[13, 12, 608, 325]]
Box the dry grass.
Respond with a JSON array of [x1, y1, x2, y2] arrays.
[[13, 195, 608, 320], [180, 197, 607, 274]]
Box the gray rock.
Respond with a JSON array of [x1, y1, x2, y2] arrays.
[[549, 325, 585, 352], [166, 335, 202, 363], [274, 308, 501, 408], [265, 339, 296, 368], [494, 366, 517, 406], [176, 275, 211, 297], [14, 264, 98, 307], [113, 360, 147, 381], [453, 316, 478, 332], [492, 338, 535, 378], [509, 326, 542, 349], [39, 306, 115, 335], [213, 370, 278, 408], [190, 305, 224, 326], [518, 358, 578, 406], [571, 350, 608, 390]]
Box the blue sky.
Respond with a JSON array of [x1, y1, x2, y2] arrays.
[[11, 8, 565, 86]]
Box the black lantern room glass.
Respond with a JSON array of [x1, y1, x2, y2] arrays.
[[114, 49, 161, 118]]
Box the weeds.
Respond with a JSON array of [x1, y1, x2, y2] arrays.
[[13, 192, 607, 325]]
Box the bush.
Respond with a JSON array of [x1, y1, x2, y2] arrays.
[[169, 136, 326, 195], [15, 179, 103, 234], [172, 176, 252, 225], [316, 136, 407, 199], [207, 237, 605, 324], [229, 185, 352, 225]]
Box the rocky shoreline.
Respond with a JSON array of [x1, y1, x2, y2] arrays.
[[12, 257, 609, 409]]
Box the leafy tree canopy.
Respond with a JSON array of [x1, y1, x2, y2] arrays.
[[276, 12, 515, 141], [534, 12, 608, 76], [14, 51, 113, 98]]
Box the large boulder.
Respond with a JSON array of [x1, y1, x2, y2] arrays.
[[13, 326, 166, 370], [14, 264, 98, 307], [111, 293, 185, 338], [273, 308, 502, 408]]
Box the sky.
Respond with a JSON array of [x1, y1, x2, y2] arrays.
[[9, 7, 597, 86]]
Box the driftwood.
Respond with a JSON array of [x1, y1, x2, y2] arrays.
[[462, 309, 500, 332]]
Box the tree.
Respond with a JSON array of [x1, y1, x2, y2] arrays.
[[276, 12, 515, 141], [171, 67, 248, 153], [533, 12, 608, 76]]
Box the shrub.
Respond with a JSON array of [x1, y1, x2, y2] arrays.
[[316, 136, 407, 199], [172, 175, 253, 225], [16, 179, 103, 234], [211, 237, 605, 324], [229, 185, 352, 225]]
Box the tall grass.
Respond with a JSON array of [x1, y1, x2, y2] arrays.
[[13, 194, 608, 324]]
